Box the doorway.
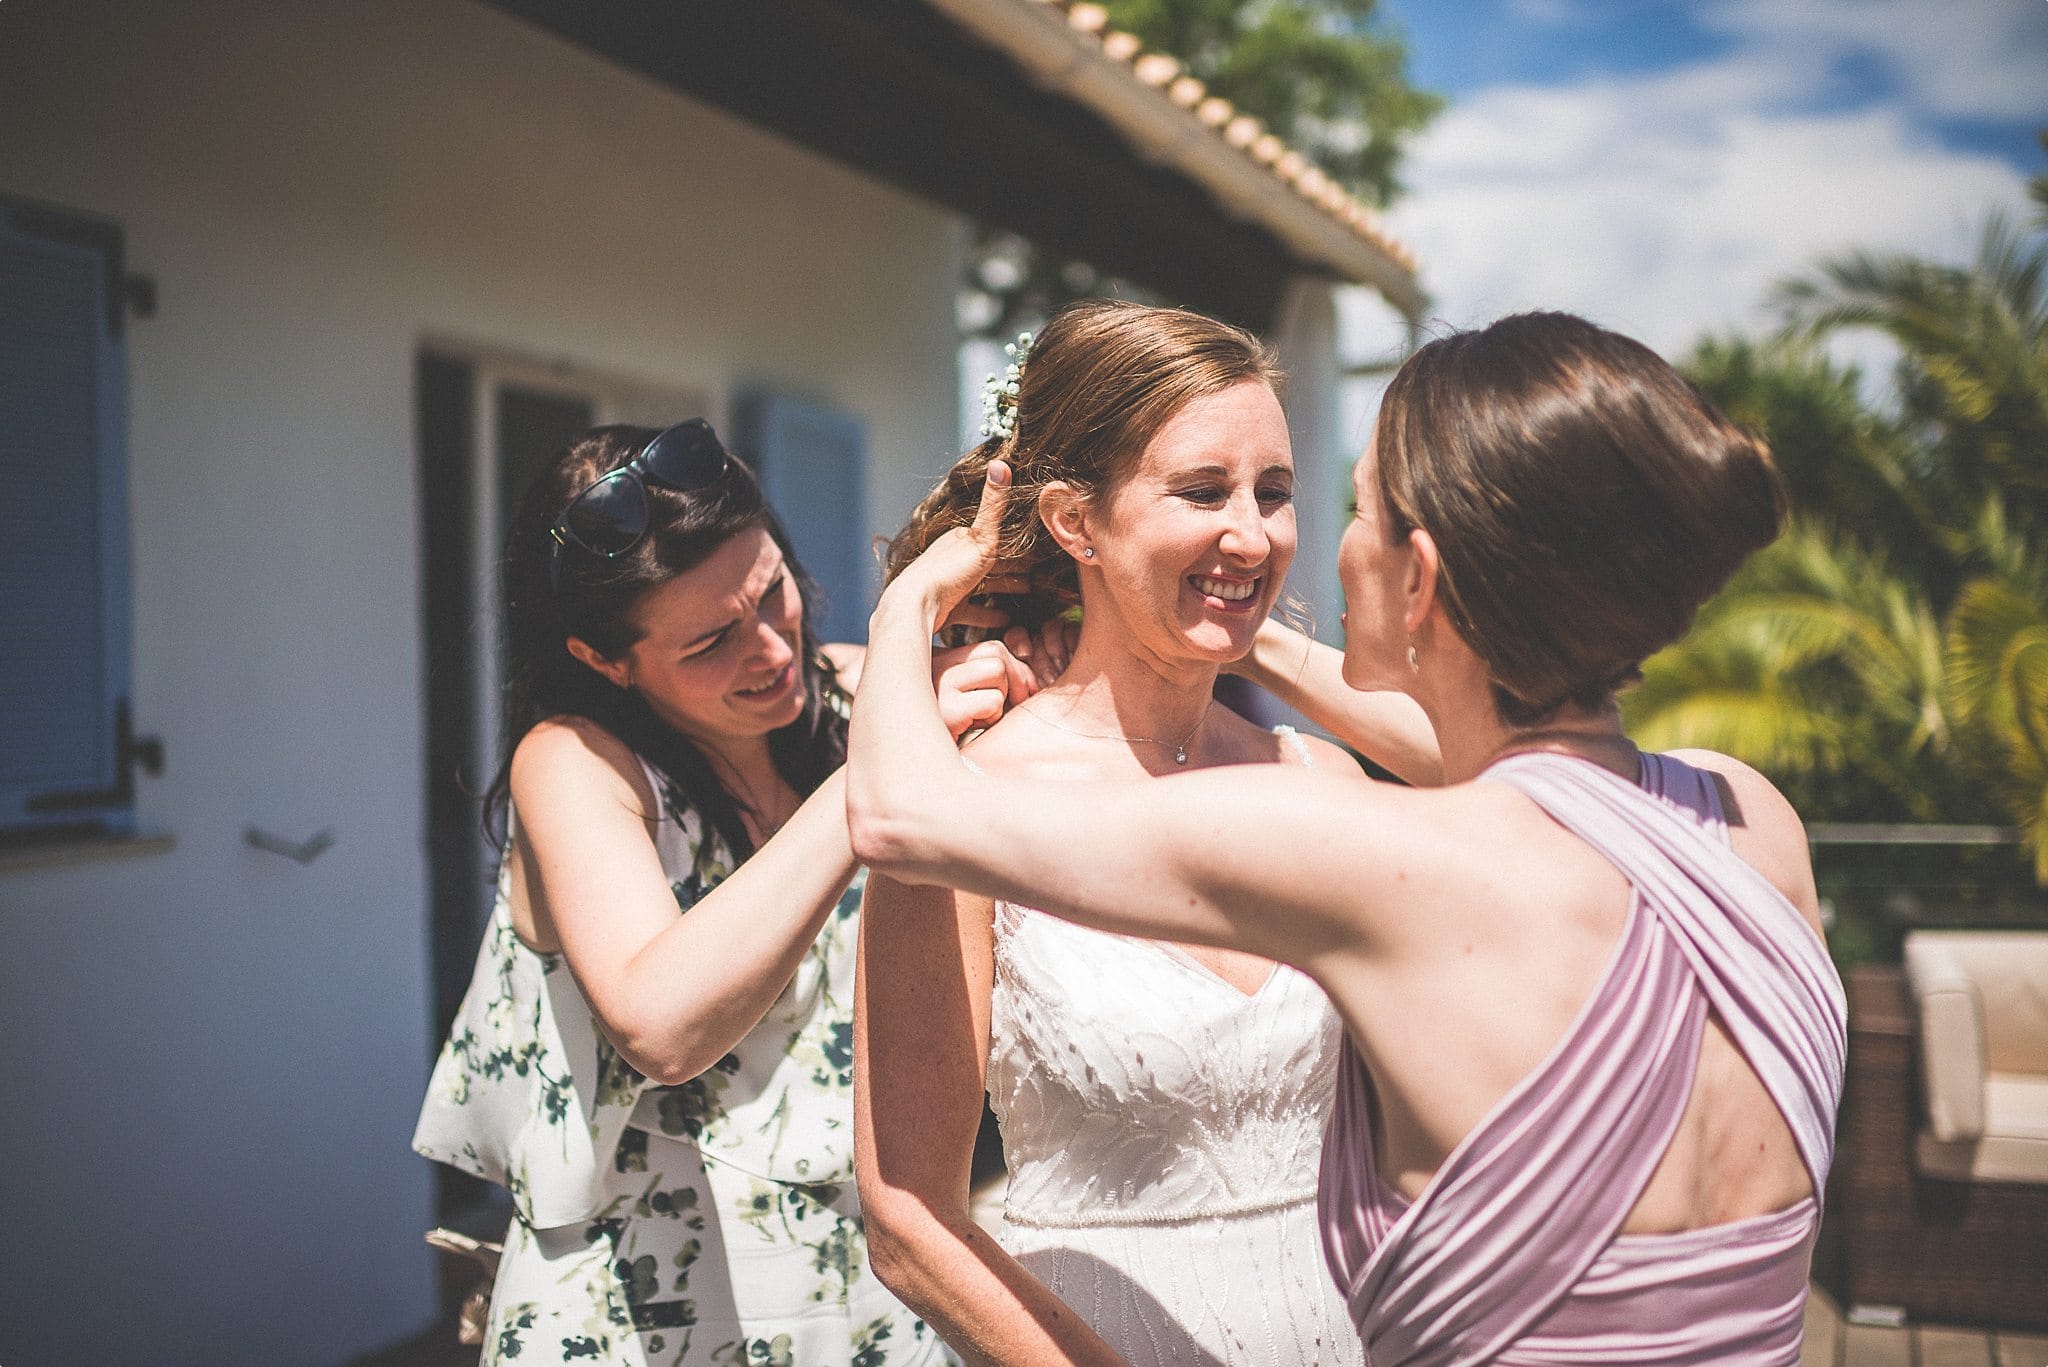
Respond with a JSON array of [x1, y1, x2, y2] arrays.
[[414, 347, 706, 1226]]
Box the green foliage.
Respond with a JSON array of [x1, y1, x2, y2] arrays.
[[1683, 337, 1944, 586], [1104, 0, 1442, 205], [1773, 211, 2048, 565], [1946, 559, 2048, 880], [1629, 524, 1970, 824], [962, 0, 1439, 337], [1642, 141, 2048, 896]]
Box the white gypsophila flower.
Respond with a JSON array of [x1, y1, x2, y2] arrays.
[[978, 331, 1034, 440]]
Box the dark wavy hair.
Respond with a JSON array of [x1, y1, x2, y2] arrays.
[[1374, 312, 1787, 725], [484, 424, 847, 859]]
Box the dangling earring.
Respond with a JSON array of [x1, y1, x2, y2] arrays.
[[1407, 643, 1420, 672]]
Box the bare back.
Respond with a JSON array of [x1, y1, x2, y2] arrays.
[[1319, 748, 1824, 1237]]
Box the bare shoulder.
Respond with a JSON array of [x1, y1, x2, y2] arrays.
[[956, 704, 1094, 779], [1200, 706, 1362, 777], [511, 716, 657, 824], [1664, 748, 1822, 934], [1247, 773, 1545, 965]]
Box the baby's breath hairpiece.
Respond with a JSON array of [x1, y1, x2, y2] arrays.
[[978, 331, 1034, 441]]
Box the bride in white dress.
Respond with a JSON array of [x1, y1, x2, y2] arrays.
[[853, 301, 1436, 1365]]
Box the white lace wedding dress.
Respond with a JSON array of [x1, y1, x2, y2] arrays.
[[984, 771, 1364, 1365]]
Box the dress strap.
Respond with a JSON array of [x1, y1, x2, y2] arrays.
[[1327, 751, 1844, 1364], [1486, 752, 1846, 1198], [1332, 901, 1707, 1364], [1638, 750, 1731, 848]]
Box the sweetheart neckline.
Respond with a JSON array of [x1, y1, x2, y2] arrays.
[[1147, 937, 1284, 1000], [998, 900, 1288, 1002]]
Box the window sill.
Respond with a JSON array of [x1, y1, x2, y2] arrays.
[[0, 829, 176, 873]]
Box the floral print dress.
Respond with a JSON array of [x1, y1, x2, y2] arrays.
[[414, 755, 951, 1366]]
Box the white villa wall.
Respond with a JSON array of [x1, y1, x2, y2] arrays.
[[0, 2, 964, 1362]]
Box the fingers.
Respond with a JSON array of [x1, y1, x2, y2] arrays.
[[966, 638, 1037, 704], [934, 638, 1014, 736], [998, 641, 1037, 701], [971, 460, 1013, 545], [1006, 617, 1077, 690], [905, 461, 1016, 618], [933, 640, 1020, 699], [1041, 618, 1078, 678], [937, 686, 1007, 739], [932, 640, 1039, 735]]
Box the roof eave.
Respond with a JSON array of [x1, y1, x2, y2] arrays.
[[924, 0, 1428, 320]]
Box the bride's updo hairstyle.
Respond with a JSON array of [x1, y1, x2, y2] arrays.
[[1376, 311, 1785, 726], [886, 299, 1283, 624]]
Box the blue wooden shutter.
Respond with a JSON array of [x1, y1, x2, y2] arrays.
[[739, 394, 871, 645], [0, 199, 133, 835]]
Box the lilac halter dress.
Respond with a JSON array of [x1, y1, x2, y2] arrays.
[[1318, 752, 1847, 1365]]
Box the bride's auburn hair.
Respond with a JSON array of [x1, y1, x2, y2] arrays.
[[885, 299, 1284, 625]]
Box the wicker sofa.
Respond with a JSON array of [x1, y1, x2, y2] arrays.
[[1829, 935, 2048, 1329]]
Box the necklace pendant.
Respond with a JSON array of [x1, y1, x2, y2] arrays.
[[1174, 746, 1188, 764]]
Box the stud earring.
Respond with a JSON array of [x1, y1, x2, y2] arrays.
[[1081, 547, 1095, 559], [1407, 643, 1419, 672]]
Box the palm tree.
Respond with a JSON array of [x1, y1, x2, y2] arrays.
[[1682, 336, 1941, 584], [1773, 209, 2048, 588], [1945, 526, 2048, 879], [1627, 522, 1967, 825], [1642, 163, 2048, 880]]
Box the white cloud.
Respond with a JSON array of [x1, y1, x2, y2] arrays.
[[1362, 9, 2036, 364], [1703, 0, 2048, 123]]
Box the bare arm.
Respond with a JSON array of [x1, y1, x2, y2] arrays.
[[513, 719, 859, 1085], [854, 876, 1127, 1366], [515, 640, 1042, 1086], [1232, 617, 1444, 786], [845, 465, 1422, 973]]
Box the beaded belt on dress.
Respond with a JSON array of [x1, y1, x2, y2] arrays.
[[1002, 1186, 1319, 1230]]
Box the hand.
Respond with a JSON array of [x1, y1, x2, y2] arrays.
[[1003, 616, 1080, 692], [892, 460, 1016, 626], [931, 639, 1036, 738]]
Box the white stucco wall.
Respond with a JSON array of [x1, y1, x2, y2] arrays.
[[0, 2, 963, 1362]]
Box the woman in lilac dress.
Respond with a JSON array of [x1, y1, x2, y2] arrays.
[[846, 312, 1847, 1365]]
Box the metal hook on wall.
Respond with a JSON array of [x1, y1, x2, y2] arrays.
[[244, 826, 335, 865]]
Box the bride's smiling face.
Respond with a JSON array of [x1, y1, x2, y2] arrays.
[[1081, 379, 1296, 664]]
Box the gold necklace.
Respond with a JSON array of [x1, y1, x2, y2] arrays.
[[1023, 700, 1214, 765]]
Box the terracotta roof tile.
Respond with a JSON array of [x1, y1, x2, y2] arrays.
[[928, 0, 1424, 311], [1039, 0, 1419, 283]]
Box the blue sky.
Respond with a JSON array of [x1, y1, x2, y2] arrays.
[[1340, 0, 2047, 369]]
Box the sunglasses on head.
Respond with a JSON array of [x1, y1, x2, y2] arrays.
[[548, 418, 732, 573]]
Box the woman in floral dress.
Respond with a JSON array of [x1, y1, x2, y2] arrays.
[[414, 421, 1040, 1366]]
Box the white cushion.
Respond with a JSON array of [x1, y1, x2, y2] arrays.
[[1905, 935, 1988, 1141], [1916, 1070, 2048, 1182], [1906, 931, 2048, 1186]]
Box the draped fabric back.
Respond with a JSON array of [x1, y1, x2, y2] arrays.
[[1319, 752, 1846, 1365]]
